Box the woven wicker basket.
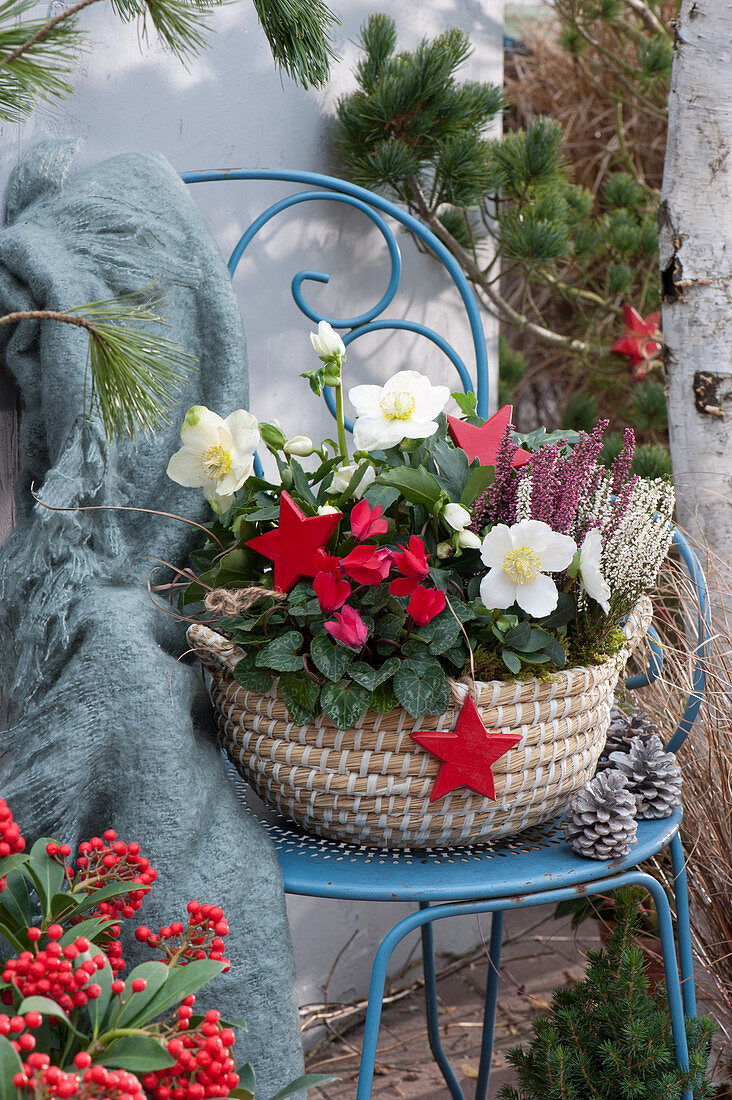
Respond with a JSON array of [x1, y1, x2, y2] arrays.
[[188, 598, 651, 848]]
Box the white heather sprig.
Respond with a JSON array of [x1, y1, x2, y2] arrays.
[[600, 478, 675, 601], [516, 473, 533, 522]]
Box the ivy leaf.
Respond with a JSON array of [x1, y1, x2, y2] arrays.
[[375, 467, 443, 510], [234, 655, 275, 693], [320, 682, 372, 729], [461, 464, 496, 508], [310, 635, 353, 682], [255, 631, 304, 672], [279, 673, 321, 725], [393, 660, 449, 718], [348, 658, 400, 690]]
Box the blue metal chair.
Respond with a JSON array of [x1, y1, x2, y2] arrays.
[[182, 169, 711, 1100]]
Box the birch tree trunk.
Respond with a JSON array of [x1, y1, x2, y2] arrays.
[[660, 0, 732, 582]]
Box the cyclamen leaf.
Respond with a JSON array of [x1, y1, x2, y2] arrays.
[[310, 635, 353, 682], [393, 661, 449, 718], [234, 655, 275, 693], [279, 673, 321, 725], [255, 631, 304, 673], [320, 682, 372, 729], [370, 681, 399, 714], [348, 658, 400, 690]]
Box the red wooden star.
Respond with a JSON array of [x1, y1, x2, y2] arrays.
[[411, 695, 523, 802], [245, 490, 341, 593], [447, 404, 531, 469]]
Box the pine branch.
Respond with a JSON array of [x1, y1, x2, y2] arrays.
[[623, 0, 668, 38], [0, 292, 196, 442], [0, 0, 98, 68], [252, 0, 338, 89]]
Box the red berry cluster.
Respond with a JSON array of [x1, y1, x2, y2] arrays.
[[75, 831, 157, 921], [143, 1004, 239, 1100], [134, 901, 230, 972], [0, 1009, 43, 1055], [2, 929, 106, 1013], [0, 798, 26, 893], [15, 1051, 144, 1100]]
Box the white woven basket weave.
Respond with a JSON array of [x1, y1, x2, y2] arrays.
[[188, 598, 651, 848]]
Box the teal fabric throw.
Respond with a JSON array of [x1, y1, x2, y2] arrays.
[[0, 141, 305, 1098]]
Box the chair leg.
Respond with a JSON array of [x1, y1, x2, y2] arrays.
[[474, 910, 503, 1100], [636, 873, 692, 1100], [420, 902, 464, 1100], [670, 831, 697, 1018]]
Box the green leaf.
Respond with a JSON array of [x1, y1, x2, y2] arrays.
[[393, 661, 449, 718], [0, 1034, 23, 1100], [255, 631, 304, 673], [520, 652, 550, 665], [0, 853, 29, 879], [544, 636, 567, 667], [348, 658, 400, 690], [17, 996, 83, 1036], [450, 391, 478, 417], [65, 878, 154, 919], [58, 916, 114, 948], [116, 962, 171, 1027], [310, 634, 353, 682], [288, 459, 318, 507], [234, 654, 275, 693], [0, 870, 31, 927], [265, 1075, 340, 1100], [320, 682, 372, 729], [86, 957, 115, 1034], [504, 621, 532, 649], [101, 1035, 176, 1072], [461, 464, 495, 508], [279, 673, 321, 725], [539, 593, 576, 629], [125, 960, 225, 1027], [237, 1062, 257, 1100], [370, 681, 399, 713], [431, 437, 470, 498], [364, 483, 401, 512], [375, 467, 443, 510], [502, 649, 522, 674], [23, 838, 66, 915]]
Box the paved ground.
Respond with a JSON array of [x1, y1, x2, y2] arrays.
[[304, 903, 602, 1099]]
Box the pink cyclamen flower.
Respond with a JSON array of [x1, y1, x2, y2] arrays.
[[350, 498, 388, 541], [340, 545, 392, 586], [406, 585, 447, 626], [324, 606, 369, 649], [390, 535, 430, 597], [313, 570, 351, 613]]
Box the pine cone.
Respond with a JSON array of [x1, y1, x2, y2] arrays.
[[596, 706, 657, 772], [563, 770, 638, 860], [608, 734, 682, 819]]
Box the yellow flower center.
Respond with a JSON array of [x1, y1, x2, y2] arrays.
[[503, 546, 542, 584], [380, 390, 416, 421], [201, 444, 232, 480]]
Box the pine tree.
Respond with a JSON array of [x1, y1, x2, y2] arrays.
[[0, 0, 338, 439], [499, 891, 715, 1100]]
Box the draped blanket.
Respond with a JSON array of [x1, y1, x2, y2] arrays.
[[0, 140, 304, 1098]]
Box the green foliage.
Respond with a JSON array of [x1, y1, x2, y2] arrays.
[[632, 443, 673, 479], [563, 391, 599, 432], [500, 893, 716, 1099], [498, 336, 527, 407], [631, 380, 668, 433]]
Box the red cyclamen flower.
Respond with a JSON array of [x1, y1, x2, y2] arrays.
[[350, 498, 388, 541], [406, 585, 447, 626], [340, 545, 392, 586], [611, 305, 662, 380], [313, 570, 351, 612], [324, 606, 369, 649], [390, 535, 430, 597]]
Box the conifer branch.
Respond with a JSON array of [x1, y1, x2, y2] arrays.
[[0, 0, 99, 68]]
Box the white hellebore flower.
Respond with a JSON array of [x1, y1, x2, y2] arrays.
[[284, 435, 314, 457], [349, 370, 450, 452], [458, 529, 481, 550], [443, 502, 472, 531], [317, 504, 340, 515], [310, 320, 346, 364], [326, 463, 376, 498], [167, 405, 260, 514], [479, 519, 577, 618], [578, 528, 611, 614]]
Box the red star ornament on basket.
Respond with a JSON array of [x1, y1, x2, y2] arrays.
[[411, 695, 523, 803], [446, 404, 532, 469], [245, 490, 341, 593]]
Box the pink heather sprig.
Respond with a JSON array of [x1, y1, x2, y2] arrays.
[[472, 423, 521, 530], [550, 420, 609, 535], [526, 444, 561, 525], [610, 427, 636, 494]]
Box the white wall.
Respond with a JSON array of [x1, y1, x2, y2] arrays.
[[0, 0, 504, 1019]]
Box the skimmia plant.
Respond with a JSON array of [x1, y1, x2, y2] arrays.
[[167, 323, 674, 731], [0, 800, 334, 1100]]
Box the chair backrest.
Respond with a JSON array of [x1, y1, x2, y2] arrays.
[[181, 168, 709, 754]]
